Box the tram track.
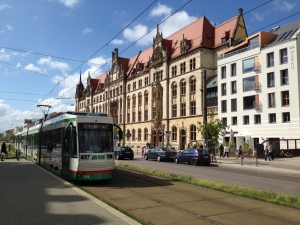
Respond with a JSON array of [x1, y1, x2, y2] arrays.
[[80, 168, 300, 225]]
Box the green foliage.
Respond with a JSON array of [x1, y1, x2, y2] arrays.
[[197, 113, 229, 145], [242, 141, 252, 154]]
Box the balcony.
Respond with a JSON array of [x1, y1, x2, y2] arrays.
[[218, 43, 259, 60], [253, 62, 260, 72], [253, 101, 262, 110], [255, 82, 261, 90]]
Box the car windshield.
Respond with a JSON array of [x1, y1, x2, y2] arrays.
[[197, 149, 209, 154]]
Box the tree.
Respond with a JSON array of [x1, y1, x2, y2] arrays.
[[197, 113, 229, 148]]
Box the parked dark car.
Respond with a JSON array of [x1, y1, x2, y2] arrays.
[[174, 148, 211, 166], [114, 146, 134, 160], [144, 147, 177, 162]]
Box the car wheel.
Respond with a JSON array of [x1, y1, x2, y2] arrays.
[[116, 154, 120, 160], [175, 158, 179, 164], [205, 162, 211, 166], [192, 159, 198, 166], [145, 155, 148, 160], [157, 155, 161, 162], [130, 157, 134, 160]]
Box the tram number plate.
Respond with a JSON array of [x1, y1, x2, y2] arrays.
[[83, 175, 89, 179]]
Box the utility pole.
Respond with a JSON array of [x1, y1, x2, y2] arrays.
[[203, 70, 207, 149]]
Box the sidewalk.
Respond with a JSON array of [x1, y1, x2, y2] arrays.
[[215, 156, 300, 177], [0, 159, 140, 225]]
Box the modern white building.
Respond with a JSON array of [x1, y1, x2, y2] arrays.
[[217, 20, 300, 155]]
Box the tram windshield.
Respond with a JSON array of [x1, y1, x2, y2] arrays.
[[78, 123, 113, 153]]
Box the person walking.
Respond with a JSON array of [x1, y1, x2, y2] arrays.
[[268, 145, 274, 160], [219, 144, 224, 158], [265, 145, 272, 161], [236, 145, 244, 159], [223, 145, 229, 158], [1, 141, 7, 161]]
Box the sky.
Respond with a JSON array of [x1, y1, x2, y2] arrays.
[[1, 0, 300, 133]]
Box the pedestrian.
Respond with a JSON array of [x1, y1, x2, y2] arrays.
[[219, 144, 224, 158], [142, 146, 145, 158], [1, 141, 7, 161], [268, 145, 274, 160], [223, 145, 229, 158], [236, 145, 244, 159], [264, 145, 272, 161]]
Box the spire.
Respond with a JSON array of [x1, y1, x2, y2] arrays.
[[79, 70, 82, 83]]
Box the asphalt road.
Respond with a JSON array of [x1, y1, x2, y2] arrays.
[[115, 156, 300, 197]]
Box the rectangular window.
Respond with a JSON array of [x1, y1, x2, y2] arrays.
[[144, 110, 148, 121], [232, 117, 237, 125], [281, 69, 289, 85], [254, 115, 261, 124], [231, 99, 237, 112], [180, 62, 186, 74], [127, 113, 130, 123], [282, 112, 290, 123], [222, 117, 227, 126], [267, 52, 274, 67], [243, 95, 256, 110], [243, 58, 254, 73], [221, 66, 226, 79], [231, 63, 236, 76], [172, 104, 177, 117], [269, 113, 276, 123], [172, 66, 177, 77], [152, 107, 156, 119], [243, 76, 255, 92], [281, 91, 289, 106], [190, 101, 196, 115], [138, 111, 141, 122], [221, 83, 226, 96], [268, 93, 276, 108], [132, 112, 136, 122], [221, 100, 227, 113], [267, 72, 275, 87], [190, 58, 196, 70], [181, 103, 186, 116], [280, 48, 288, 64], [243, 115, 249, 125], [231, 81, 237, 94]]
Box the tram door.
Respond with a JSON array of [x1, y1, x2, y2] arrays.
[[62, 128, 71, 179]]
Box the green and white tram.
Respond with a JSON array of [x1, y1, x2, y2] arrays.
[[15, 111, 121, 181]]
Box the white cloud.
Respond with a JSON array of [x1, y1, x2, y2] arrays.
[[273, 0, 296, 11], [24, 64, 45, 74], [58, 0, 80, 8], [111, 39, 124, 45], [123, 24, 149, 45], [149, 3, 172, 17], [37, 57, 70, 72], [0, 4, 12, 10], [252, 0, 297, 22], [123, 9, 197, 46], [0, 100, 39, 133], [82, 27, 93, 34], [6, 25, 14, 30], [47, 0, 80, 8], [0, 49, 10, 61]]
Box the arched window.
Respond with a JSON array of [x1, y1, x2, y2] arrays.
[[190, 125, 196, 141], [172, 82, 177, 97], [132, 95, 136, 107], [132, 129, 136, 141], [190, 77, 196, 93], [144, 91, 148, 105], [138, 93, 142, 106], [152, 88, 156, 100], [138, 129, 141, 141], [144, 128, 148, 141], [181, 80, 186, 95]]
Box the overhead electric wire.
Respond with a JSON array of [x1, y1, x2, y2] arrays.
[[3, 0, 294, 122], [53, 0, 279, 113]]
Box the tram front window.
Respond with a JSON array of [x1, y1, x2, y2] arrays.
[[78, 123, 113, 154]]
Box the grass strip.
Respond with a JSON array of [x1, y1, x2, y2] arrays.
[[115, 163, 300, 209]]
